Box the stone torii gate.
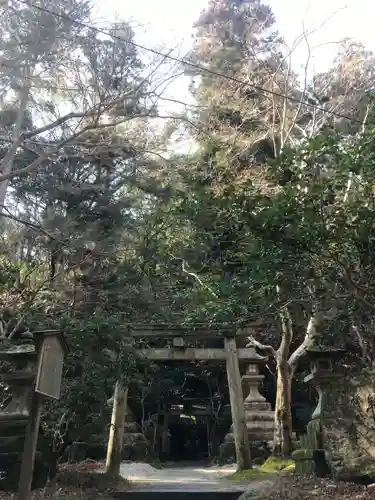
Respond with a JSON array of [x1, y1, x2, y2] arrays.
[[129, 323, 262, 470]]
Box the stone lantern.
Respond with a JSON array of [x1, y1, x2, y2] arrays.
[[242, 347, 274, 452], [220, 346, 274, 463], [304, 348, 346, 422], [293, 348, 346, 477], [0, 329, 67, 492], [0, 338, 37, 490]]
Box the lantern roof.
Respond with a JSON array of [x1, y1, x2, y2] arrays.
[[305, 347, 347, 360], [245, 345, 268, 363]]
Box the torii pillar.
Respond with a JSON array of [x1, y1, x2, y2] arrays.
[[220, 347, 274, 463]]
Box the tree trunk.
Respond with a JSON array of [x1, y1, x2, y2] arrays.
[[273, 362, 293, 457], [50, 250, 57, 282], [0, 67, 31, 211], [105, 382, 127, 478]]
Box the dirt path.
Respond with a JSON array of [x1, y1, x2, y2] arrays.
[[119, 462, 273, 493]]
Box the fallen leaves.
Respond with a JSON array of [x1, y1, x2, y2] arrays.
[[255, 473, 375, 500]]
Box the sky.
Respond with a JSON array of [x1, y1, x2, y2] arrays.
[[91, 0, 375, 152], [93, 0, 375, 73]]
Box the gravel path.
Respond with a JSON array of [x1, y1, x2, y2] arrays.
[[119, 462, 272, 493]]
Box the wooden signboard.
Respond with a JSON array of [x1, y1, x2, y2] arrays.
[[35, 334, 64, 400], [18, 331, 67, 500]]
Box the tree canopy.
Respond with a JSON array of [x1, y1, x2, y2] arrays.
[[1, 0, 375, 462]]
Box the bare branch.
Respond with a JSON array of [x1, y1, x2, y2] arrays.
[[288, 311, 320, 368], [245, 333, 277, 358], [169, 253, 219, 299], [351, 323, 368, 361], [285, 24, 312, 143], [0, 204, 70, 246], [361, 104, 370, 135], [275, 284, 294, 358]]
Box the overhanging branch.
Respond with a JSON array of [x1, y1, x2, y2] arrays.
[[245, 331, 277, 358], [0, 205, 70, 247], [288, 311, 320, 368]]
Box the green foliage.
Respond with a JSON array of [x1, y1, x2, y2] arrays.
[[0, 0, 169, 454], [2, 0, 375, 463], [35, 311, 138, 446], [0, 257, 19, 287]]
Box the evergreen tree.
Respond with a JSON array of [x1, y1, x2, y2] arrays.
[[188, 0, 300, 195]]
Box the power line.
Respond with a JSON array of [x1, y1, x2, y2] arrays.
[[16, 0, 363, 125], [0, 62, 82, 92]]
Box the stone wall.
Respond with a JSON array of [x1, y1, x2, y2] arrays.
[[352, 373, 375, 459], [323, 364, 375, 471]]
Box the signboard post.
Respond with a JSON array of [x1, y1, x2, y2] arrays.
[[18, 331, 67, 500]]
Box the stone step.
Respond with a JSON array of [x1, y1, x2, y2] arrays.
[[247, 433, 274, 440], [245, 422, 274, 430], [0, 416, 29, 428], [243, 402, 272, 411], [244, 412, 274, 422], [230, 423, 274, 433], [124, 424, 138, 433], [113, 491, 244, 500], [223, 431, 274, 442], [0, 435, 25, 453]]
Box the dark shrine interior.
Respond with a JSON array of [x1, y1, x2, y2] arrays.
[[130, 357, 314, 463], [168, 416, 211, 462]]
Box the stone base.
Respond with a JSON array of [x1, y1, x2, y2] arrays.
[[121, 410, 149, 461], [62, 441, 109, 461], [0, 451, 57, 492], [219, 398, 275, 464], [124, 422, 138, 433], [122, 432, 149, 461], [218, 433, 272, 465], [63, 441, 89, 462], [292, 448, 330, 477]]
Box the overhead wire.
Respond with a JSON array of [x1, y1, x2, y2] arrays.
[[15, 0, 363, 125], [2, 2, 365, 325]]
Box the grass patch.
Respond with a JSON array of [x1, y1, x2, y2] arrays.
[[229, 456, 295, 482]]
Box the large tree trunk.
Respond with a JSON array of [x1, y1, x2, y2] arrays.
[[246, 310, 319, 458], [0, 68, 31, 211], [273, 361, 293, 457]]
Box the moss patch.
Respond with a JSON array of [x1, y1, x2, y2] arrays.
[[229, 468, 266, 481], [261, 456, 295, 473], [229, 457, 295, 482]]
